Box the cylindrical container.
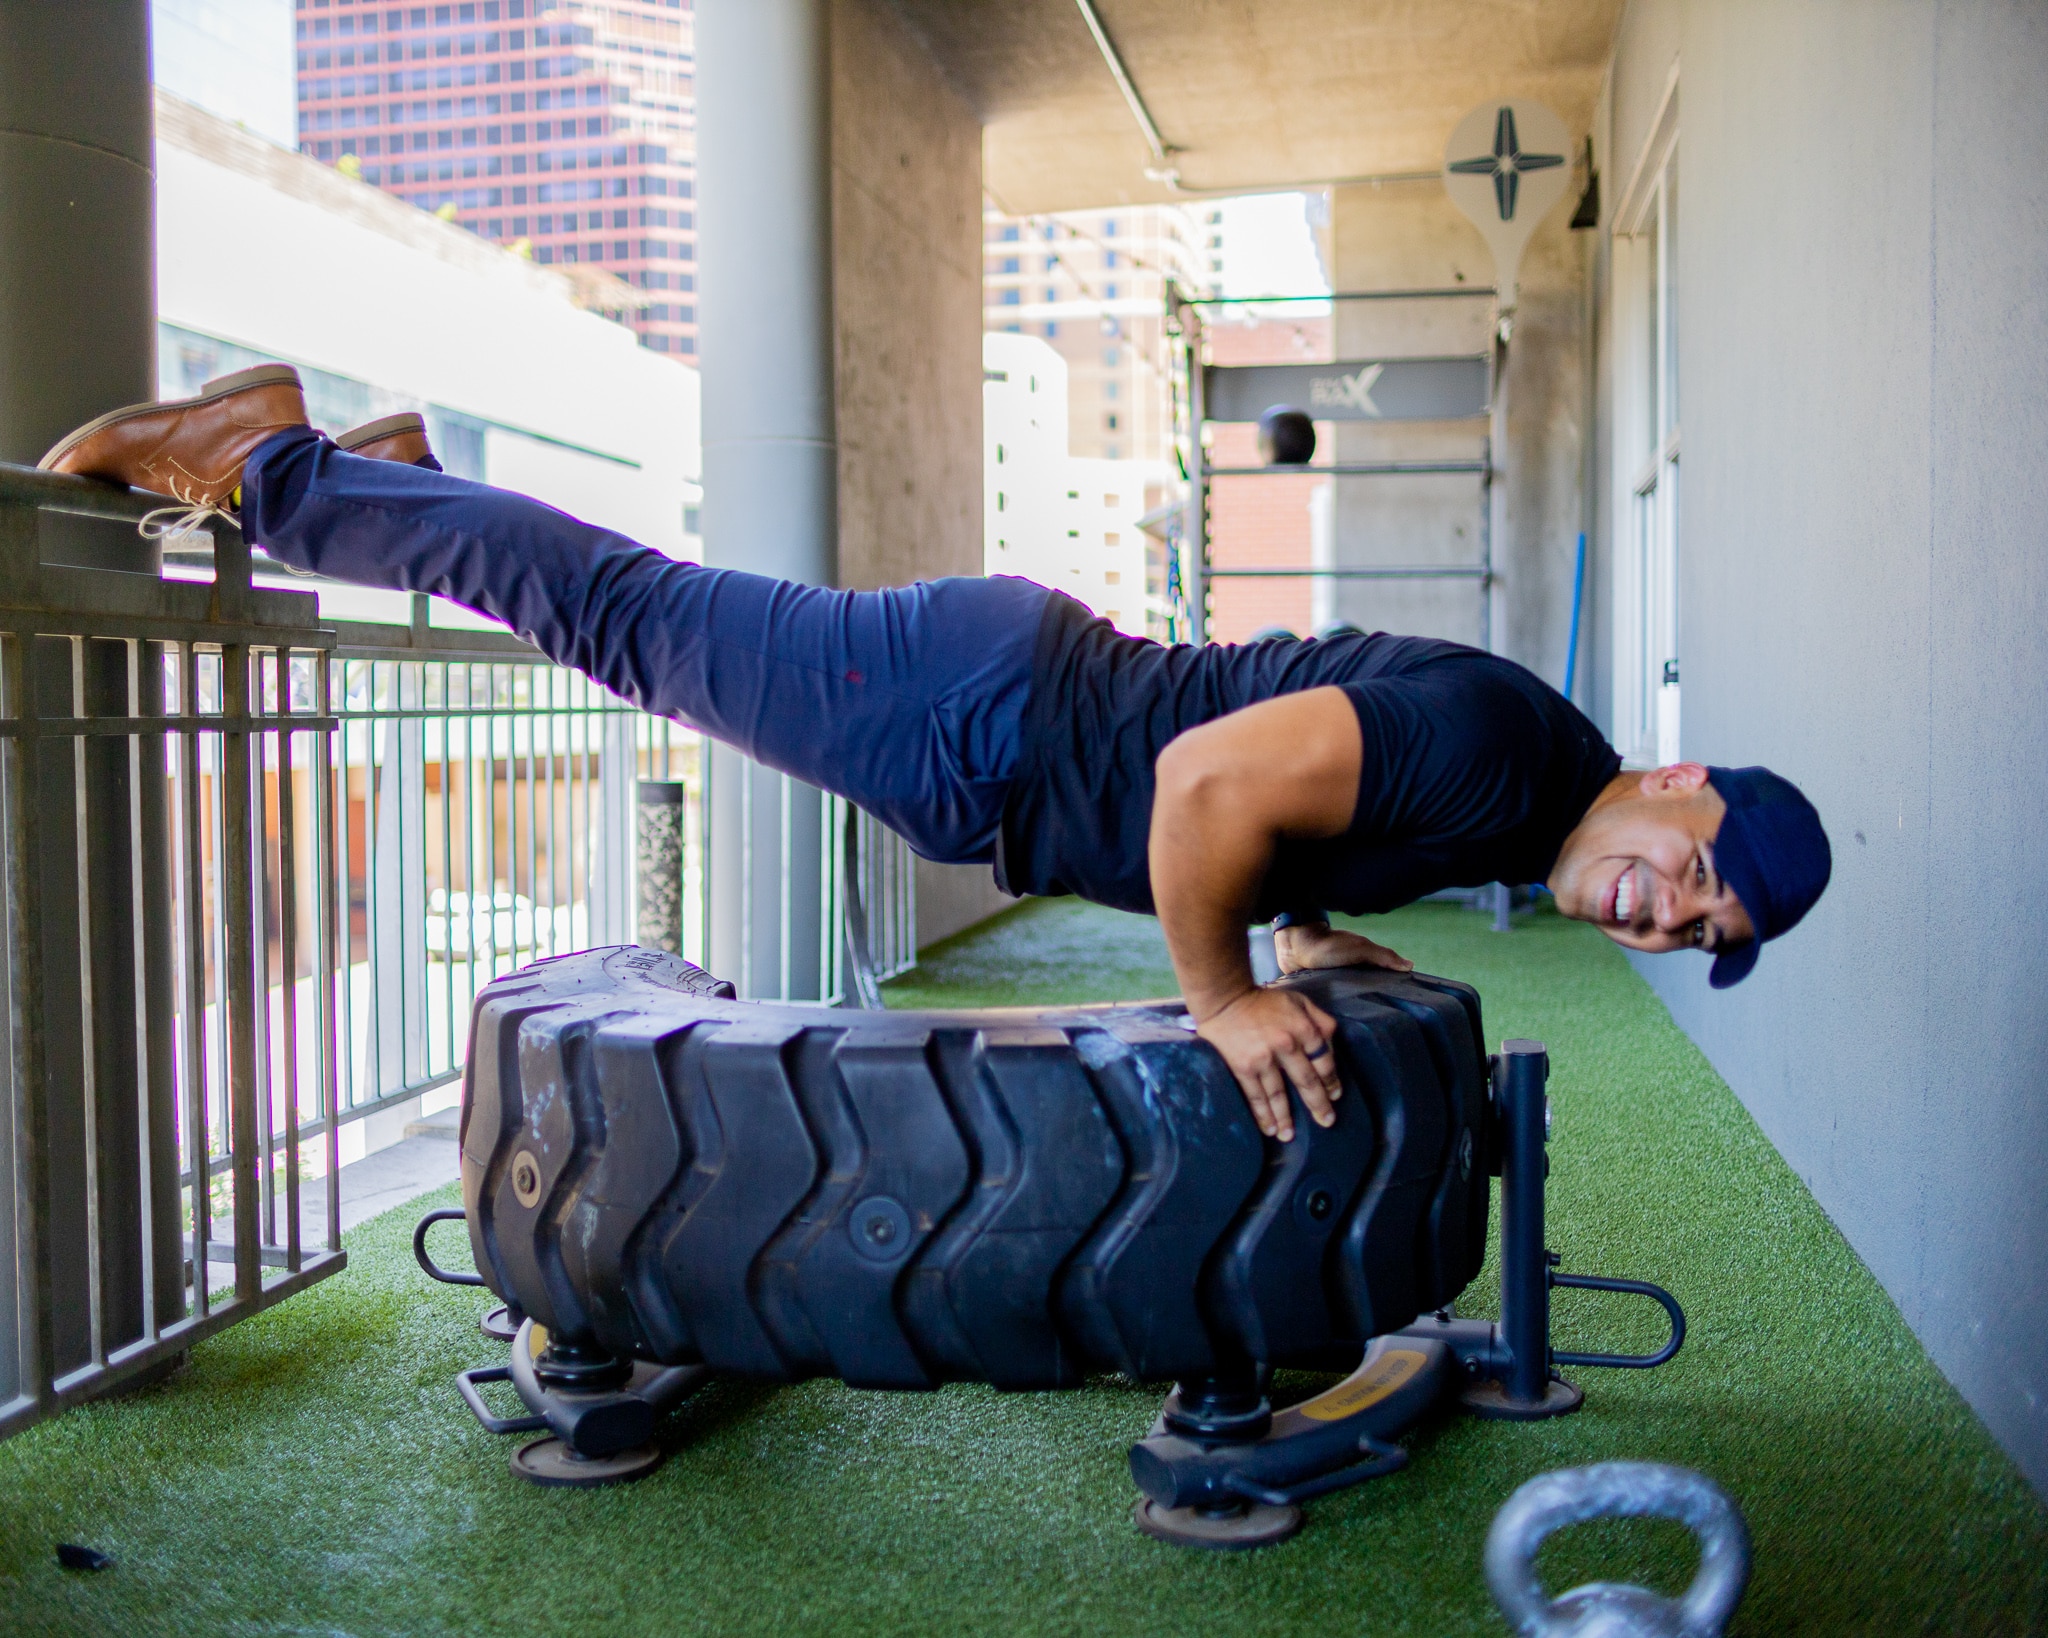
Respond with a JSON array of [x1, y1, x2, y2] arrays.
[[636, 782, 687, 955]]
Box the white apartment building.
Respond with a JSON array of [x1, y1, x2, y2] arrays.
[[155, 87, 701, 623], [984, 333, 1155, 638], [982, 202, 1211, 466]]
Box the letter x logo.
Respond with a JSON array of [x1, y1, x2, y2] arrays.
[[1310, 362, 1384, 415], [1448, 106, 1564, 222]]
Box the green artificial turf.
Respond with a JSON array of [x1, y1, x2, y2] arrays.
[[2, 899, 2044, 1636]]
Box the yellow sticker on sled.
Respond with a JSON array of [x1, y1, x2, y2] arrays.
[[1297, 1347, 1429, 1422]]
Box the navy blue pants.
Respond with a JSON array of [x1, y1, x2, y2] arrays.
[[243, 428, 1049, 864]]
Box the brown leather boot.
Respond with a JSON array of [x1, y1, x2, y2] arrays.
[[335, 412, 435, 465], [38, 363, 308, 511]]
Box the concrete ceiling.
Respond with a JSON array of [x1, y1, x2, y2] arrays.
[[886, 0, 1625, 212]]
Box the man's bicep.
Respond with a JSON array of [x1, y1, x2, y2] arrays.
[[1165, 687, 1361, 840]]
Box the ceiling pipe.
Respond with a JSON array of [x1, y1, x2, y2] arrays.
[[1064, 9, 1450, 202], [1071, 0, 1180, 185]]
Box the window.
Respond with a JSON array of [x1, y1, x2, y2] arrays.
[[1612, 93, 1680, 765]]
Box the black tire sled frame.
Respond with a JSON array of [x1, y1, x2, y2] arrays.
[[416, 948, 1683, 1547]]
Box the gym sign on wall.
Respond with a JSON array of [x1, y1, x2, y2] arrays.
[[1203, 357, 1491, 424], [1443, 98, 1575, 323]]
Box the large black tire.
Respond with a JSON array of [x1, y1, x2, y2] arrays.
[[459, 948, 1493, 1389]]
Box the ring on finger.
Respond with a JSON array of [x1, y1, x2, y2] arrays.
[[1304, 1041, 1332, 1061]]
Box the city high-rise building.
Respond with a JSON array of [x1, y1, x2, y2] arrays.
[[295, 0, 697, 358], [982, 201, 1213, 464]]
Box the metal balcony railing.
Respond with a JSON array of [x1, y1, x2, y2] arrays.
[[1, 460, 916, 1447]]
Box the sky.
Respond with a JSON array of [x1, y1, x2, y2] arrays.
[[153, 0, 297, 148], [1213, 191, 1331, 303]]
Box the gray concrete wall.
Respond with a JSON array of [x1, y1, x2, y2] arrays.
[[1323, 180, 1588, 689], [829, 0, 1014, 946], [1602, 0, 2048, 1494], [830, 0, 983, 590], [914, 855, 1017, 952]]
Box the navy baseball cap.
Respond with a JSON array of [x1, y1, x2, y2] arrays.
[[1704, 766, 1832, 988]]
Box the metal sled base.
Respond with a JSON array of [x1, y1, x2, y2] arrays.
[[427, 1037, 1684, 1542]]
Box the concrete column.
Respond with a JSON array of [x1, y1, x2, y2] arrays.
[[696, 0, 835, 998], [0, 0, 158, 571], [0, 2, 183, 1384]]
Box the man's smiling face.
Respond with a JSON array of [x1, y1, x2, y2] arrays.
[[1548, 764, 1757, 955]]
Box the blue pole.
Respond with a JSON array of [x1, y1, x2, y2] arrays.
[[1563, 530, 1586, 704]]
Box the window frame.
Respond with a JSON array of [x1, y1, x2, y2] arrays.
[[1610, 77, 1682, 767]]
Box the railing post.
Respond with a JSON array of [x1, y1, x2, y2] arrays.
[[1, 609, 56, 1420]]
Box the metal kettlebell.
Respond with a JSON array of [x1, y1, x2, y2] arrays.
[[1485, 1462, 1752, 1638]]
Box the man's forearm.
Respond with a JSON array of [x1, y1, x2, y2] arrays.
[[1148, 775, 1269, 1019]]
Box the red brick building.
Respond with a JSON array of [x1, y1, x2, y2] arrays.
[[295, 0, 697, 357], [1201, 309, 1331, 643]]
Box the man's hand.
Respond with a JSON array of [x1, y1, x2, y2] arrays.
[[1146, 687, 1365, 1144], [1274, 922, 1413, 977], [1194, 986, 1341, 1142]]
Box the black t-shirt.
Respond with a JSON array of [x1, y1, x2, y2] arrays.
[[994, 593, 1621, 918]]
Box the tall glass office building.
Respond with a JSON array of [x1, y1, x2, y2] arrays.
[[295, 0, 698, 357]]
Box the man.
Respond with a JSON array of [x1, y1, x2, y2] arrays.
[[42, 366, 1832, 1142]]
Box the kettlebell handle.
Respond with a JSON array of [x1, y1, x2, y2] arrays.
[[1485, 1462, 1752, 1637]]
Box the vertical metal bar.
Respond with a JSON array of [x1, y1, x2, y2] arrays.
[[218, 644, 260, 1304], [336, 661, 356, 1127], [3, 624, 57, 1416], [570, 671, 586, 956], [1183, 311, 1209, 646], [174, 644, 212, 1317], [778, 773, 792, 1002], [125, 640, 157, 1340], [316, 658, 340, 1255], [540, 665, 557, 959], [459, 665, 478, 999], [484, 666, 501, 979], [1497, 1040, 1552, 1404], [362, 662, 383, 1107], [437, 661, 454, 1074], [523, 668, 538, 965], [65, 638, 106, 1366], [696, 726, 712, 970], [251, 655, 275, 1253], [1481, 432, 1494, 654], [738, 751, 753, 997], [275, 700, 302, 1275], [393, 662, 412, 1095]]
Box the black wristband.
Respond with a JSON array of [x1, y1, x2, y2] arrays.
[[1269, 909, 1329, 932]]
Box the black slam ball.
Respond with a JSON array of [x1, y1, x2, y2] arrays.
[[1257, 406, 1317, 467]]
